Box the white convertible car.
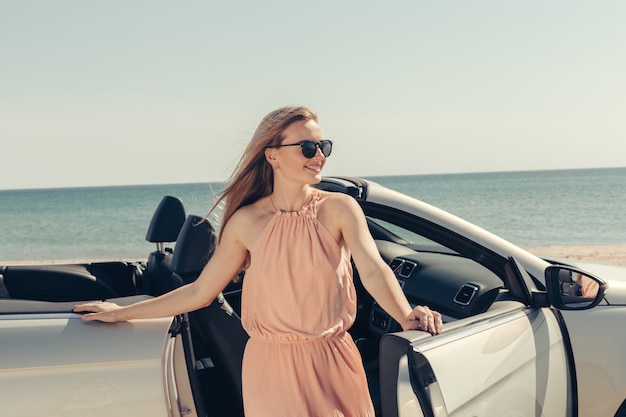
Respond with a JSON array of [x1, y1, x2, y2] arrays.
[[1, 177, 624, 417]]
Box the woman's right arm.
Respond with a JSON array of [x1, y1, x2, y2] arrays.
[[74, 215, 249, 322]]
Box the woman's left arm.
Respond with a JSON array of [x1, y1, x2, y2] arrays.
[[335, 195, 443, 334]]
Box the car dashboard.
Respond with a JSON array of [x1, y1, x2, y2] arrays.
[[365, 239, 504, 336]]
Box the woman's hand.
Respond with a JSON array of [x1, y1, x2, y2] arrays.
[[73, 301, 123, 322], [403, 305, 443, 335]]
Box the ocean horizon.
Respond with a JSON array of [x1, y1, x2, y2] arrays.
[[1, 167, 625, 262]]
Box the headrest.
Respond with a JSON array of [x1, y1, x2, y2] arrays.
[[171, 215, 216, 276], [145, 196, 186, 243]]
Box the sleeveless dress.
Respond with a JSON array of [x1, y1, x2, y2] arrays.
[[241, 189, 375, 417]]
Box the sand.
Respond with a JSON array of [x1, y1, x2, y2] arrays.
[[3, 246, 626, 267], [525, 245, 626, 267]]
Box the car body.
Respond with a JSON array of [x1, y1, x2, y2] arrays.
[[1, 177, 624, 417]]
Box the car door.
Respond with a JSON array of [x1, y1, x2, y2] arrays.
[[379, 300, 573, 417], [0, 297, 202, 417]]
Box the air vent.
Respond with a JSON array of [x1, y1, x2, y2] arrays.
[[399, 261, 417, 278], [454, 284, 479, 306], [389, 259, 403, 273]]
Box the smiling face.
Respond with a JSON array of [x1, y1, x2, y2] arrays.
[[265, 119, 327, 185]]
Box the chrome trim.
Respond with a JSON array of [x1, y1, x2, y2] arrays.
[[0, 313, 80, 320], [399, 260, 418, 278], [454, 283, 479, 306], [411, 307, 535, 353], [164, 335, 179, 417]]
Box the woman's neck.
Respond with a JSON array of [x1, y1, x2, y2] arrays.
[[270, 184, 312, 212]]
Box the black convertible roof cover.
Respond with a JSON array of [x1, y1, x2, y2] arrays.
[[316, 177, 368, 200]]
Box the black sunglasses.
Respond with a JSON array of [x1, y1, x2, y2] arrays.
[[275, 140, 333, 159]]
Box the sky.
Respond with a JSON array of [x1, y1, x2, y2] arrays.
[[2, 1, 625, 190]]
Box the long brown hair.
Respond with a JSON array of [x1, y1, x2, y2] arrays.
[[213, 106, 318, 241]]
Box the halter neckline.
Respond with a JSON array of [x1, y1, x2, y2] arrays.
[[269, 189, 320, 216]]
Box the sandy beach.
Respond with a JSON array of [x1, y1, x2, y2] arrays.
[[4, 246, 626, 267], [525, 245, 626, 267]]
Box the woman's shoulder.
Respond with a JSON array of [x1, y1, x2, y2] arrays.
[[231, 196, 273, 225], [227, 197, 275, 248], [317, 189, 360, 211], [316, 189, 363, 230]]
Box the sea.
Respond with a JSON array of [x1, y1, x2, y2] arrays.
[[1, 167, 624, 263]]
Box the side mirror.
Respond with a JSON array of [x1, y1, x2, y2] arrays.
[[545, 265, 607, 310]]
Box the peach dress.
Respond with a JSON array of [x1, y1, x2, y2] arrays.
[[241, 189, 375, 417]]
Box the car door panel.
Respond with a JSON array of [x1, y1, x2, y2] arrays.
[[561, 307, 626, 417], [380, 303, 572, 417], [0, 315, 174, 416]]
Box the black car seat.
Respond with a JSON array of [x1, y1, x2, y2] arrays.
[[170, 214, 249, 413], [1, 264, 121, 302], [144, 196, 186, 296], [170, 214, 216, 285]]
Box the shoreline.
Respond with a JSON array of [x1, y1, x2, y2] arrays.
[[1, 258, 146, 266], [524, 245, 626, 267], [3, 245, 626, 267]]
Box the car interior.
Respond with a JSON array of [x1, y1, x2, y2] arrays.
[[0, 178, 531, 417]]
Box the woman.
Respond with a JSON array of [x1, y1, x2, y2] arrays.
[[75, 106, 443, 417]]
